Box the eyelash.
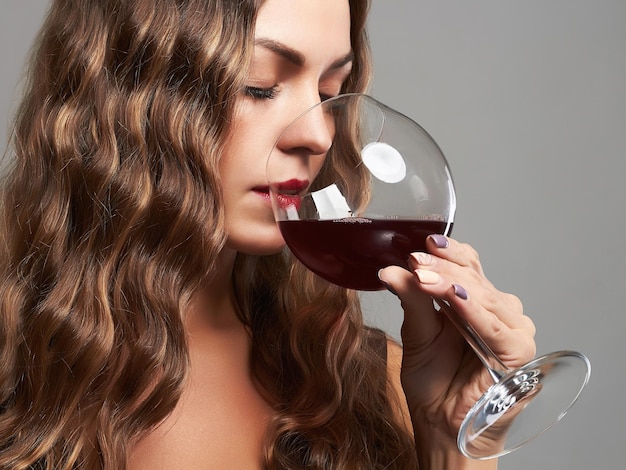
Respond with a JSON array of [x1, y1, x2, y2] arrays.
[[244, 85, 279, 100], [244, 86, 338, 104]]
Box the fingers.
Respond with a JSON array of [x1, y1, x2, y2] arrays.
[[409, 236, 532, 333], [381, 234, 537, 367], [377, 265, 443, 350], [443, 283, 536, 364], [427, 234, 485, 276]]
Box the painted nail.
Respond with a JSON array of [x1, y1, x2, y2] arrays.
[[410, 252, 433, 266], [415, 269, 440, 284], [429, 234, 449, 248], [377, 269, 398, 296], [453, 284, 469, 300]]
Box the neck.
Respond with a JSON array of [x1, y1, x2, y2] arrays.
[[185, 248, 241, 334]]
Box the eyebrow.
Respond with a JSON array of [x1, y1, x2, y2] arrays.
[[254, 38, 354, 70]]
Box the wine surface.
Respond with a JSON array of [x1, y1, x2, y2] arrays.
[[279, 218, 451, 290]]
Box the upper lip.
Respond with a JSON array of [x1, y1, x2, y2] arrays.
[[274, 179, 310, 194], [256, 179, 310, 196]]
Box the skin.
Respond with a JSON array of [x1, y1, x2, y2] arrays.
[[219, 0, 351, 256], [129, 0, 537, 468], [380, 240, 536, 468]]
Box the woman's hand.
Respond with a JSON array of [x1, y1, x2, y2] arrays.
[[378, 234, 536, 465]]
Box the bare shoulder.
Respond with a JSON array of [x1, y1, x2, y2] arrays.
[[386, 338, 403, 373], [385, 338, 413, 434]]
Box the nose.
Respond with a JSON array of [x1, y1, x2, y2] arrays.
[[276, 101, 335, 156]]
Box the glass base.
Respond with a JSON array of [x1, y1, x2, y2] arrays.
[[458, 350, 591, 459]]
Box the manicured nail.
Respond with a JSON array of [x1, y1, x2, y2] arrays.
[[377, 269, 398, 296], [429, 234, 449, 248], [453, 284, 469, 300], [415, 269, 440, 284], [410, 252, 433, 266]]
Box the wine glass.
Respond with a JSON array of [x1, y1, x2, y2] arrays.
[[265, 93, 591, 459]]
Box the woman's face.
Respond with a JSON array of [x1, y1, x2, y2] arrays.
[[220, 0, 353, 255]]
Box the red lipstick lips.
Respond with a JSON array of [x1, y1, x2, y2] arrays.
[[276, 179, 309, 193], [271, 179, 309, 211]]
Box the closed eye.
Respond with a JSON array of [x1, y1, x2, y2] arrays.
[[244, 85, 278, 100]]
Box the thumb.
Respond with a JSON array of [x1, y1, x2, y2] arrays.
[[377, 265, 443, 349]]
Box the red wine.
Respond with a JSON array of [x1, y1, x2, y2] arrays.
[[279, 218, 452, 291]]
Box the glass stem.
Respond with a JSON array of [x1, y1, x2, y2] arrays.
[[434, 298, 509, 383]]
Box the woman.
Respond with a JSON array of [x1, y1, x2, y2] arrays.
[[0, 0, 536, 468]]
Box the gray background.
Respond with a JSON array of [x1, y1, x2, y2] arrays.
[[1, 1, 624, 469]]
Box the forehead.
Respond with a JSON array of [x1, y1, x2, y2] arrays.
[[254, 0, 352, 61]]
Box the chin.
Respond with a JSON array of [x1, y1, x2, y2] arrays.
[[226, 228, 286, 256]]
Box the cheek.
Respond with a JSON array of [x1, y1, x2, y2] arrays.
[[220, 124, 256, 185], [219, 114, 286, 255], [223, 110, 278, 173]]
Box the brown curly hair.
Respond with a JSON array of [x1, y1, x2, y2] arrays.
[[0, 0, 418, 468]]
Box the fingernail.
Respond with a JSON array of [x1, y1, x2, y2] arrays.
[[415, 269, 440, 284], [377, 269, 398, 296], [429, 234, 449, 248], [410, 252, 433, 266], [453, 284, 469, 300]]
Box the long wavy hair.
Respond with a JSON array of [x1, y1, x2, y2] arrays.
[[0, 0, 418, 468]]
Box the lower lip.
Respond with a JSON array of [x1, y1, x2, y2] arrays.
[[277, 193, 301, 211], [253, 189, 301, 211]]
